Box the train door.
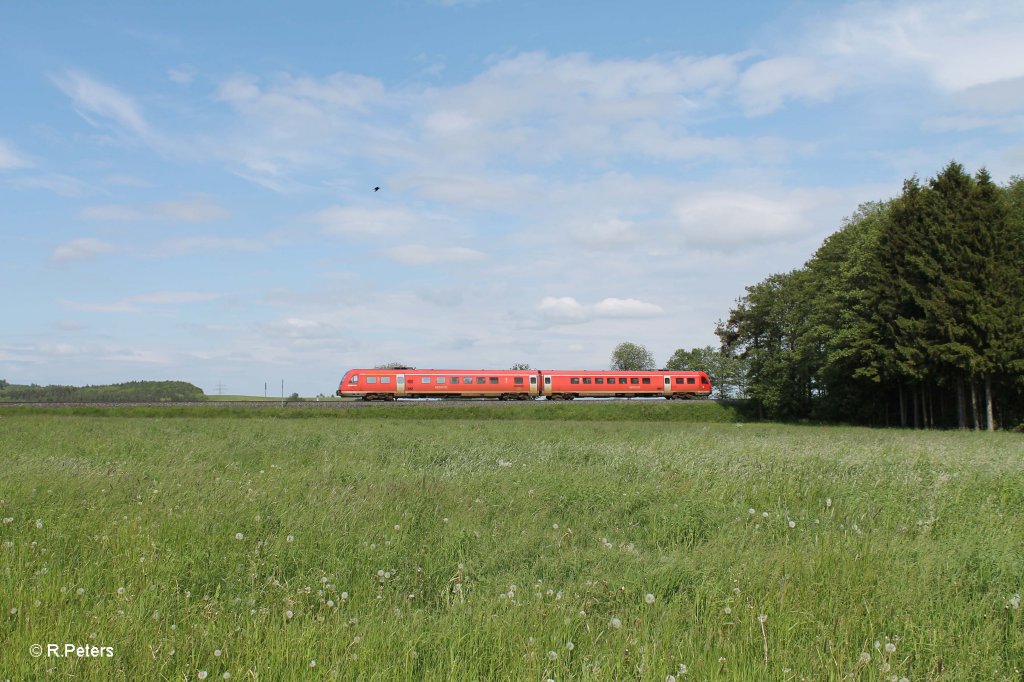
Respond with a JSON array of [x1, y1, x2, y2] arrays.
[[543, 375, 552, 397], [663, 376, 672, 397], [530, 374, 539, 397], [396, 374, 406, 397]]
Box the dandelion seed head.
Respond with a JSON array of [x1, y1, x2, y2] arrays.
[[548, 650, 558, 661], [645, 593, 655, 604], [884, 642, 896, 653], [724, 606, 732, 615], [609, 617, 622, 629], [214, 649, 221, 657], [748, 508, 755, 515], [762, 511, 769, 518], [309, 660, 316, 668], [758, 614, 768, 623], [234, 533, 243, 540], [285, 610, 293, 620], [859, 652, 871, 663], [197, 672, 208, 681], [788, 520, 796, 529]]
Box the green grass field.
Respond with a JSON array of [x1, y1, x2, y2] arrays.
[[1, 407, 1022, 681]]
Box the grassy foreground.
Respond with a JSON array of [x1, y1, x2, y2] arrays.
[[1, 410, 1022, 681]]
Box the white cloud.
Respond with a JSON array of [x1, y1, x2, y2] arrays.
[[80, 196, 231, 223], [51, 238, 120, 263], [537, 296, 664, 325], [317, 206, 417, 238], [736, 57, 842, 116], [153, 196, 232, 223], [568, 217, 641, 251], [382, 245, 486, 265], [51, 70, 154, 140], [61, 291, 220, 313], [156, 237, 268, 256], [812, 0, 1024, 94], [168, 65, 196, 85], [130, 292, 220, 305], [592, 298, 665, 318], [0, 139, 30, 169], [672, 189, 842, 249]]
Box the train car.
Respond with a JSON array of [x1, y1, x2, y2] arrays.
[[540, 370, 711, 400], [337, 368, 541, 400]]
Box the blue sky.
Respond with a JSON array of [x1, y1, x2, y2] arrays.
[[2, 1, 1023, 396]]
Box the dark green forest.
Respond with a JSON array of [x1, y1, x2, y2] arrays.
[[718, 162, 1024, 430], [0, 380, 205, 402]]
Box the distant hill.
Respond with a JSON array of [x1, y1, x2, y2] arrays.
[[0, 379, 205, 403]]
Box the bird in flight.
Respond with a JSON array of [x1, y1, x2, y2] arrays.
[[374, 186, 380, 192]]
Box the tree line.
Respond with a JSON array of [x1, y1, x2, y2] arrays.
[[0, 380, 205, 402], [715, 162, 1024, 430]]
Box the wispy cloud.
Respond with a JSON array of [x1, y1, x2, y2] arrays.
[[0, 139, 31, 169], [51, 237, 121, 263], [381, 245, 485, 265], [51, 69, 156, 142], [80, 195, 231, 223], [317, 206, 417, 238], [61, 291, 221, 313]]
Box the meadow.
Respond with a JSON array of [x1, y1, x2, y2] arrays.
[[1, 406, 1022, 681]]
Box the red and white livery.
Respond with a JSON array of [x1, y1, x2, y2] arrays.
[[336, 368, 711, 401]]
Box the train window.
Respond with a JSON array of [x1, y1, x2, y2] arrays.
[[687, 377, 695, 384], [701, 376, 709, 384], [421, 377, 431, 384], [450, 377, 460, 384], [675, 377, 684, 385], [570, 378, 580, 384], [618, 378, 628, 384], [349, 375, 359, 384], [595, 378, 604, 384], [583, 377, 592, 384], [630, 377, 639, 384], [514, 377, 524, 385], [366, 377, 378, 384], [381, 377, 391, 384], [489, 377, 499, 384], [476, 377, 486, 384], [642, 378, 651, 385], [436, 377, 446, 384]]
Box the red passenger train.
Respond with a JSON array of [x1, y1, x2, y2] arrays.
[[336, 368, 711, 401]]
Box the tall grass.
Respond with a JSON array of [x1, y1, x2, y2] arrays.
[[1, 414, 1022, 680]]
